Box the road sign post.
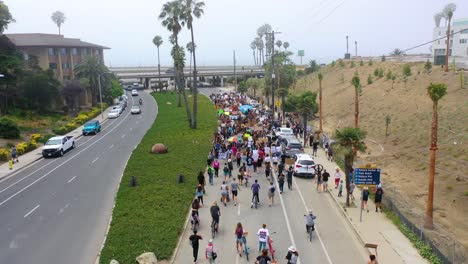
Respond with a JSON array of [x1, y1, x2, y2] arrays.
[[355, 167, 381, 222], [297, 50, 305, 65]]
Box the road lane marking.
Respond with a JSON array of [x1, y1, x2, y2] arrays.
[[121, 134, 126, 138], [58, 203, 70, 214], [0, 159, 59, 193], [0, 95, 135, 208], [24, 204, 40, 218], [130, 127, 133, 131], [67, 176, 77, 183], [109, 144, 114, 149], [294, 179, 333, 264], [92, 157, 100, 164], [237, 202, 241, 216]]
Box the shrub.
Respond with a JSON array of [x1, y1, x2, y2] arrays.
[[368, 59, 373, 66], [0, 118, 21, 139], [367, 74, 373, 84], [0, 148, 10, 161], [30, 133, 42, 142], [338, 59, 345, 67], [360, 60, 364, 66], [73, 113, 89, 125], [350, 61, 355, 68], [386, 70, 393, 80], [378, 68, 384, 78], [53, 126, 70, 135], [37, 134, 55, 144], [403, 64, 412, 77], [331, 61, 336, 67], [374, 68, 379, 77], [424, 60, 432, 72]]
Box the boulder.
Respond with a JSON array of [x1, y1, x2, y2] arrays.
[[136, 252, 158, 264], [110, 260, 119, 264], [151, 143, 168, 154]]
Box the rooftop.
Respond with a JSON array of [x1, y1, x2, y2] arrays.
[[5, 33, 110, 49]]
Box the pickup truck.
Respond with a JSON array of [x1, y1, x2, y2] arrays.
[[42, 136, 75, 158]]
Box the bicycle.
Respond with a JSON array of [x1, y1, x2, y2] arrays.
[[241, 232, 250, 261], [251, 193, 259, 209], [191, 215, 200, 232], [267, 232, 276, 260], [244, 174, 250, 187], [211, 219, 218, 239], [307, 224, 314, 242]]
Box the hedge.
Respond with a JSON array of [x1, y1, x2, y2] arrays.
[[53, 103, 108, 135]]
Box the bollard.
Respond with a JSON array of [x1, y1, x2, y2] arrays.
[[8, 159, 13, 170], [178, 174, 185, 184], [130, 176, 137, 187]]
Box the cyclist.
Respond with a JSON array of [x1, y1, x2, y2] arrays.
[[305, 210, 317, 233], [192, 198, 200, 217], [210, 201, 221, 232], [139, 98, 143, 105], [251, 180, 260, 208]]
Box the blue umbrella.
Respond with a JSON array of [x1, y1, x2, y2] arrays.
[[239, 105, 253, 114]]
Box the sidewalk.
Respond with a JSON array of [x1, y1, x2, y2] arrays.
[[0, 107, 113, 179], [302, 143, 427, 264]]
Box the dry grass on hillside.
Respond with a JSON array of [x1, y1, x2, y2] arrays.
[[293, 60, 468, 256]]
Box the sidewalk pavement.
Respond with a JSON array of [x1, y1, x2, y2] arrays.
[[0, 107, 113, 180], [301, 143, 427, 264]]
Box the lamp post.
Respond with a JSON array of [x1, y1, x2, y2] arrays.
[[97, 72, 111, 119]]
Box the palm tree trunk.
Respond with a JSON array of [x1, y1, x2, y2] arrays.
[[190, 26, 198, 129], [157, 47, 161, 92], [444, 18, 451, 72], [344, 154, 353, 207], [425, 101, 438, 228], [189, 52, 192, 92], [253, 50, 256, 66], [354, 87, 359, 128], [319, 79, 323, 133]]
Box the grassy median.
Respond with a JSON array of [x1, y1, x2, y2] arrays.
[[100, 93, 216, 263]]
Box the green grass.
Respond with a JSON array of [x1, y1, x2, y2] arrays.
[[99, 93, 217, 263]]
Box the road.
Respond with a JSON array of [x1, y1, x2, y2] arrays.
[[173, 88, 368, 263], [0, 91, 157, 264]]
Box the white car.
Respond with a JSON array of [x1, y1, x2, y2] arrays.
[[113, 105, 123, 114], [42, 136, 75, 158], [275, 127, 294, 137], [131, 105, 141, 114], [107, 109, 120, 119], [131, 89, 138, 96], [293, 154, 316, 178]]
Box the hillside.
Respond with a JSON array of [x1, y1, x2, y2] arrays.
[[294, 60, 468, 259]]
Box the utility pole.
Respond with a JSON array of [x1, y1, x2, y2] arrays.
[[233, 50, 237, 92], [266, 30, 281, 120], [97, 74, 104, 119], [355, 41, 358, 57], [345, 35, 350, 59]]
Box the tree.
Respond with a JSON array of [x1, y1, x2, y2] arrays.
[[181, 0, 205, 129], [424, 59, 432, 72], [152, 35, 163, 92], [286, 91, 318, 143], [351, 74, 361, 128], [318, 72, 323, 134], [442, 3, 456, 72], [186, 41, 196, 89], [277, 87, 289, 121], [390, 48, 404, 56], [245, 78, 263, 97], [332, 127, 366, 206], [0, 1, 15, 33], [237, 81, 248, 94], [367, 74, 373, 85], [250, 41, 257, 65], [62, 80, 85, 113], [75, 55, 108, 106], [256, 24, 272, 63], [275, 40, 282, 50], [283, 41, 289, 50], [305, 60, 319, 74], [425, 83, 447, 228], [51, 11, 66, 35], [403, 64, 412, 77]]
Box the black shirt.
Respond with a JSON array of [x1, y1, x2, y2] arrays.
[[246, 157, 253, 166], [312, 142, 319, 149], [322, 171, 330, 182], [210, 205, 220, 218], [189, 234, 202, 247]]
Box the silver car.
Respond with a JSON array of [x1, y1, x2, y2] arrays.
[[107, 109, 120, 119], [131, 105, 141, 114]]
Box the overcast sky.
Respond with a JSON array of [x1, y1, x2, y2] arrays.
[[4, 0, 468, 67]]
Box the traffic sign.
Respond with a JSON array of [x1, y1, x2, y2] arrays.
[[354, 168, 381, 186], [298, 50, 305, 56]]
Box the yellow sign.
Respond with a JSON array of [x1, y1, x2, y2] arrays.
[[275, 101, 281, 107]]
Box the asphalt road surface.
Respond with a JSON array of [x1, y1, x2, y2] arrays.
[[174, 88, 368, 264], [0, 91, 157, 264]]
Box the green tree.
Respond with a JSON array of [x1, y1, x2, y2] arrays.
[[237, 81, 248, 94], [20, 69, 59, 112], [425, 83, 447, 228], [285, 91, 318, 143], [368, 59, 373, 66], [75, 55, 109, 106], [386, 70, 393, 80], [152, 35, 163, 92], [403, 64, 412, 77], [318, 72, 323, 133], [245, 78, 263, 97], [332, 127, 366, 206], [367, 74, 373, 85], [181, 0, 205, 128], [351, 74, 361, 128], [250, 41, 257, 65], [186, 41, 196, 89], [275, 40, 282, 50], [424, 60, 432, 72], [305, 60, 319, 74], [442, 3, 456, 72], [0, 1, 15, 33], [378, 68, 384, 78], [51, 11, 66, 35], [277, 87, 289, 121], [390, 48, 404, 56], [283, 41, 289, 50]]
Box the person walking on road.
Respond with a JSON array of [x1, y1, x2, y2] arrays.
[[251, 180, 260, 208], [362, 186, 370, 213], [334, 168, 341, 189], [220, 181, 229, 206], [277, 162, 285, 176], [207, 164, 215, 185], [205, 239, 217, 263], [213, 160, 220, 178], [316, 170, 322, 192], [257, 224, 270, 252], [192, 198, 201, 217], [197, 171, 206, 194], [189, 230, 203, 263], [11, 146, 18, 163], [235, 222, 244, 257], [255, 249, 272, 264], [349, 180, 356, 201], [231, 178, 239, 206], [223, 163, 230, 181], [374, 184, 384, 212], [322, 169, 330, 192], [286, 166, 293, 190], [265, 163, 271, 180], [196, 184, 204, 206], [338, 180, 343, 197], [367, 254, 378, 264], [228, 159, 234, 177], [312, 140, 319, 157], [268, 182, 276, 206], [285, 246, 299, 264], [278, 174, 285, 194]]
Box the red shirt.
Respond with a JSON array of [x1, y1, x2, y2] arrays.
[[258, 149, 264, 159]]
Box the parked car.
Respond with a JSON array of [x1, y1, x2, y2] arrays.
[[113, 105, 123, 114], [82, 120, 101, 136], [280, 137, 304, 158], [131, 105, 141, 114], [107, 109, 120, 119], [131, 89, 138, 96], [293, 153, 316, 178], [42, 136, 75, 158]]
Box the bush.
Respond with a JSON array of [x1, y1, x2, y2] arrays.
[[368, 59, 373, 66], [73, 113, 89, 125], [15, 141, 37, 155], [30, 133, 42, 142], [374, 68, 379, 77], [0, 148, 10, 161], [360, 60, 364, 66], [386, 70, 393, 80], [37, 134, 55, 144], [52, 126, 70, 135], [331, 60, 336, 67], [403, 64, 412, 77], [0, 118, 21, 139], [378, 68, 384, 78], [338, 59, 345, 67], [350, 61, 355, 68], [367, 74, 373, 84], [424, 60, 432, 72]]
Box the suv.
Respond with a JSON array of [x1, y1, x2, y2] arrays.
[[280, 137, 304, 158], [275, 127, 294, 137], [131, 89, 138, 96], [293, 154, 316, 178], [82, 120, 101, 136]]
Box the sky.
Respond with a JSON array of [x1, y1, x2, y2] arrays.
[[4, 0, 468, 67]]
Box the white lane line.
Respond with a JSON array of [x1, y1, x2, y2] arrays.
[[24, 204, 40, 218], [237, 202, 241, 216], [109, 144, 114, 149], [58, 203, 70, 214], [0, 95, 135, 208], [92, 157, 100, 164], [130, 127, 133, 131], [294, 179, 333, 264], [121, 134, 126, 138], [67, 176, 77, 183]]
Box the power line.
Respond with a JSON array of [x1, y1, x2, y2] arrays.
[[401, 28, 468, 53], [316, 0, 347, 25]]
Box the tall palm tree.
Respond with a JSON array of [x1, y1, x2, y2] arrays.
[[318, 72, 323, 134], [250, 41, 257, 65], [275, 40, 282, 50], [287, 91, 318, 143], [181, 0, 204, 129], [186, 41, 196, 90], [424, 83, 447, 228], [277, 87, 289, 122], [51, 11, 66, 35], [283, 41, 290, 50], [351, 73, 361, 128], [257, 38, 264, 66], [332, 127, 366, 206], [159, 0, 192, 127], [443, 3, 456, 72], [152, 35, 163, 92], [75, 56, 108, 106]]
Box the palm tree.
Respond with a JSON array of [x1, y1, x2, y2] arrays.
[[351, 73, 361, 128], [186, 41, 196, 90], [181, 0, 205, 129], [51, 11, 66, 35], [275, 40, 282, 50], [283, 41, 290, 50], [152, 35, 163, 92], [287, 91, 318, 143], [250, 41, 257, 65], [277, 87, 289, 122], [159, 0, 193, 127], [318, 72, 323, 134], [75, 56, 108, 106], [0, 1, 15, 33], [424, 83, 447, 228], [332, 127, 366, 206], [443, 3, 456, 72], [256, 38, 264, 66]]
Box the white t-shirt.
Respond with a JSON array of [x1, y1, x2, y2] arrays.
[[334, 171, 341, 179], [257, 228, 270, 242], [264, 156, 271, 163], [252, 150, 259, 162], [264, 146, 270, 155], [272, 156, 278, 163]]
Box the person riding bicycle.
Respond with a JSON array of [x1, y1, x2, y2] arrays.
[[191, 213, 200, 229], [251, 180, 260, 208], [139, 98, 143, 105], [210, 201, 221, 232], [305, 210, 317, 233]]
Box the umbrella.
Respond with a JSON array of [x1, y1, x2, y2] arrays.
[[217, 109, 224, 115], [239, 105, 253, 114], [243, 133, 251, 138], [228, 136, 238, 142], [224, 111, 230, 116]]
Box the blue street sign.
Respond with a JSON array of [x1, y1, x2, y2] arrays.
[[355, 168, 381, 186]]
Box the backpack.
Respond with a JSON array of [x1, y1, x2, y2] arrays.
[[259, 257, 268, 264], [270, 186, 275, 193]]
